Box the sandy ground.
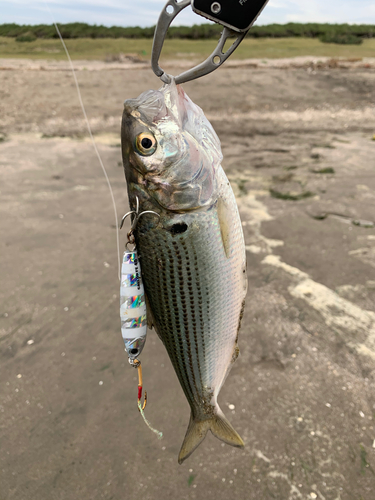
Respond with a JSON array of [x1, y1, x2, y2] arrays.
[[1, 58, 375, 500]]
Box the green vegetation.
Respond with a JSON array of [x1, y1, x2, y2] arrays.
[[359, 445, 375, 476], [187, 474, 196, 487], [99, 363, 111, 371], [312, 167, 335, 174], [270, 188, 315, 201], [235, 179, 248, 196], [1, 21, 374, 59], [1, 22, 374, 43], [1, 36, 375, 60], [15, 31, 37, 42], [319, 33, 363, 45]]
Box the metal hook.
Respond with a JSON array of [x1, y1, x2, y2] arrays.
[[130, 359, 147, 411], [139, 391, 147, 412], [120, 196, 160, 233], [120, 196, 139, 230], [151, 0, 248, 85]]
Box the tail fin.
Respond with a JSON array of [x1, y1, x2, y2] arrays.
[[178, 407, 244, 464]]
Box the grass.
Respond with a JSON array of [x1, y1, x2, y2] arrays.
[[187, 474, 196, 487], [312, 167, 335, 174], [360, 445, 375, 476], [270, 188, 315, 201], [1, 36, 375, 60], [99, 363, 111, 371], [284, 165, 299, 170], [235, 178, 248, 196]]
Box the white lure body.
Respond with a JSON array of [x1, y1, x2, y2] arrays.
[[120, 249, 147, 359]]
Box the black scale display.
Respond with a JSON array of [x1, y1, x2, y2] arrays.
[[192, 0, 269, 32]]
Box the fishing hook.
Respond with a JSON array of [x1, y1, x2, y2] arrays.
[[120, 196, 160, 234], [129, 358, 147, 411]]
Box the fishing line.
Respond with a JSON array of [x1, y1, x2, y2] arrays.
[[44, 4, 162, 439], [43, 1, 121, 281]]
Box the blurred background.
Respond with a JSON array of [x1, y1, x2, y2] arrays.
[[1, 2, 375, 499]]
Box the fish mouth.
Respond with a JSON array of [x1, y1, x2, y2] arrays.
[[123, 100, 141, 117], [124, 88, 168, 124]]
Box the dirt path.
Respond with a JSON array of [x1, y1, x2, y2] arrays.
[[1, 61, 375, 500]]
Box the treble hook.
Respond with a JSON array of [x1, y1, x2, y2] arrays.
[[120, 196, 160, 233]]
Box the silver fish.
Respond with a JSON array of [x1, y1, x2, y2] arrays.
[[121, 81, 247, 463]]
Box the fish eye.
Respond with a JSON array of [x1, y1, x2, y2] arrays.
[[135, 133, 157, 156]]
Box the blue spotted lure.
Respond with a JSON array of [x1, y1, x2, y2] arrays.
[[120, 249, 147, 359], [120, 197, 160, 362]]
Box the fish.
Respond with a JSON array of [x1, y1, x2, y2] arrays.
[[121, 80, 248, 464]]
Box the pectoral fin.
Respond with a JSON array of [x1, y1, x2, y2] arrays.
[[217, 196, 232, 259], [231, 343, 240, 363], [145, 293, 154, 330]]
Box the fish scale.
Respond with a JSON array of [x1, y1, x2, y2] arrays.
[[136, 172, 245, 416]]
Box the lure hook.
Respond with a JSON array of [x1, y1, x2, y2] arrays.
[[128, 359, 162, 438], [129, 358, 147, 411], [120, 196, 160, 234]]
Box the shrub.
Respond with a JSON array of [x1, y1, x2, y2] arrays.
[[1, 22, 374, 41], [15, 31, 37, 42], [319, 33, 363, 45]]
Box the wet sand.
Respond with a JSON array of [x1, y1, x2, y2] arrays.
[[1, 58, 375, 500]]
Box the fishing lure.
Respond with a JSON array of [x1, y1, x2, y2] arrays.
[[120, 199, 162, 439], [120, 196, 160, 361], [120, 247, 147, 360]]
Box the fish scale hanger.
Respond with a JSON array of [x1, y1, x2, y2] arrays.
[[151, 0, 269, 84]]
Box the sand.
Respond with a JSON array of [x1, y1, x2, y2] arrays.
[[1, 57, 375, 499]]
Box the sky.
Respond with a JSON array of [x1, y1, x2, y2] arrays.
[[1, 0, 375, 27]]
